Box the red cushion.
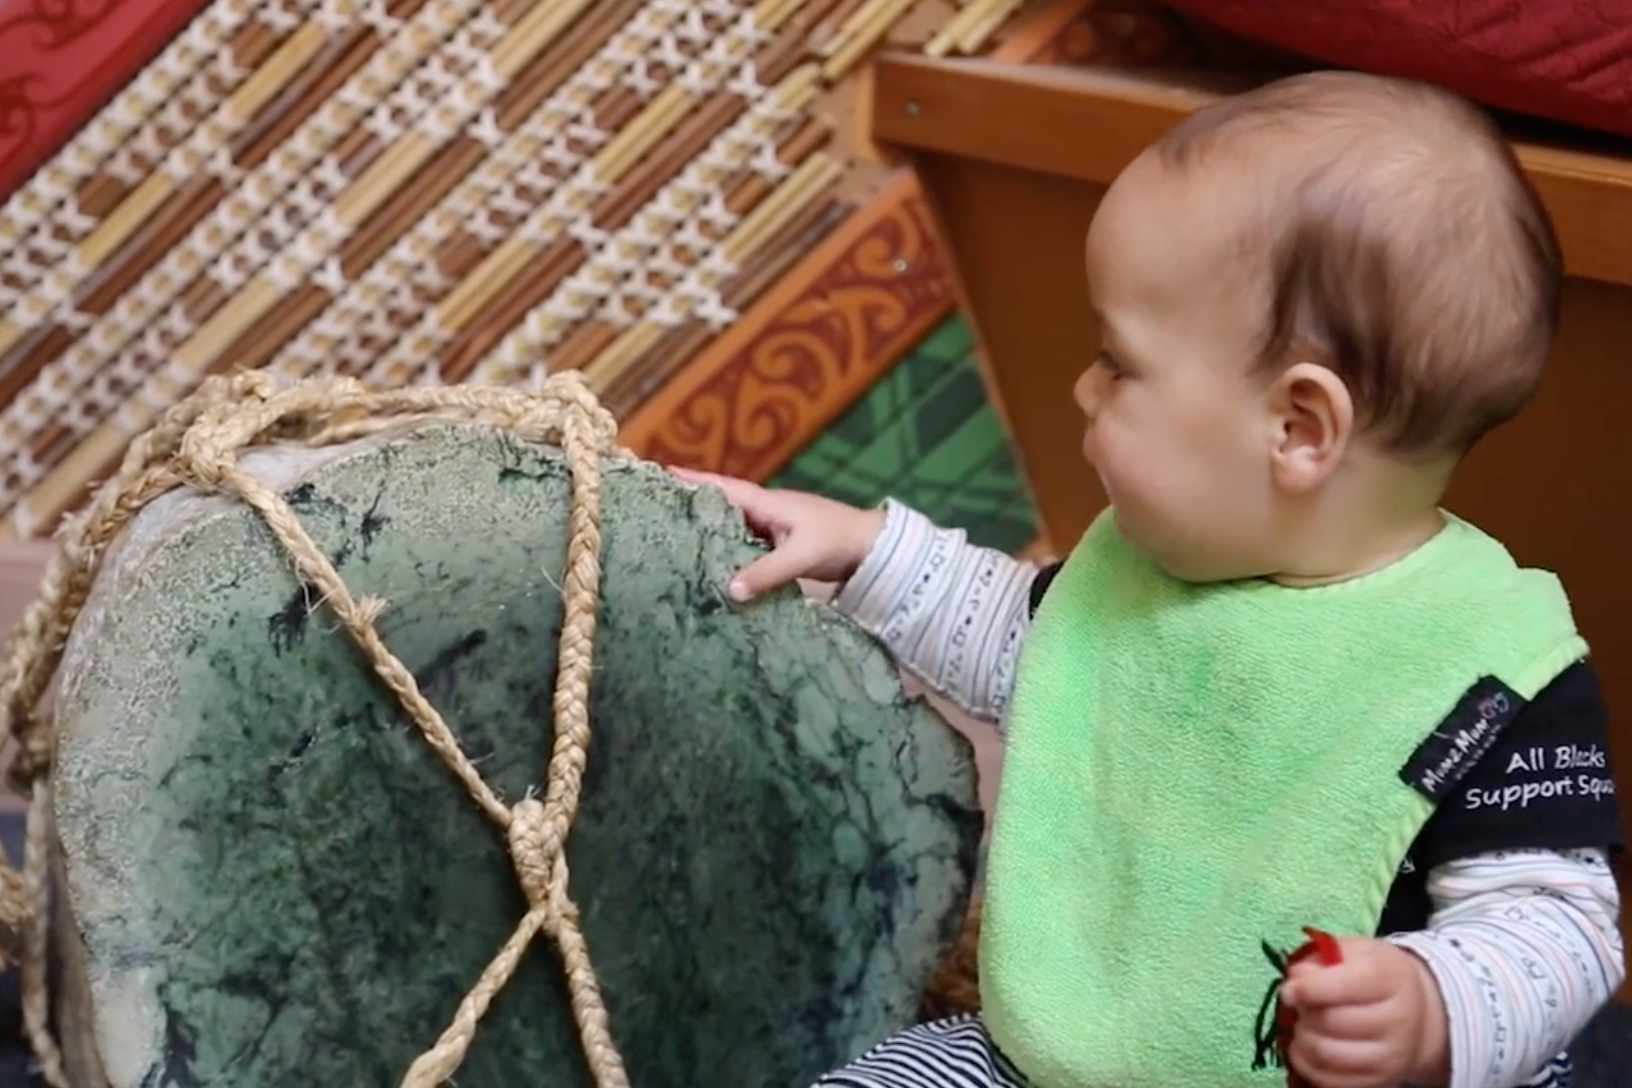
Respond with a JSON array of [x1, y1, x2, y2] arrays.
[[0, 0, 212, 200], [1163, 0, 1632, 140]]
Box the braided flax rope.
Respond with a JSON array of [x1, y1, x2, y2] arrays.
[[0, 370, 633, 1087]]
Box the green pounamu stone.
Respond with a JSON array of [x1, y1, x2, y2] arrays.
[[50, 423, 979, 1087]]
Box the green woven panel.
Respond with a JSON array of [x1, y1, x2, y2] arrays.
[[771, 315, 1039, 553]]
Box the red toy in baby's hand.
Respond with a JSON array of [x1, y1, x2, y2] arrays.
[[1277, 927, 1345, 1088]]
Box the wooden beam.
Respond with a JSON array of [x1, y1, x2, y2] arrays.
[[872, 56, 1245, 182], [871, 54, 1632, 288]]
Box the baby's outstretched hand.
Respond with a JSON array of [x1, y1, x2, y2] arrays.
[[667, 468, 885, 601], [1280, 937, 1449, 1088]]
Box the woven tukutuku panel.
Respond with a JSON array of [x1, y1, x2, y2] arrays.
[[0, 0, 1039, 540]]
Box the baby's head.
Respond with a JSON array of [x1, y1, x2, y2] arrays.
[[1076, 70, 1560, 584]]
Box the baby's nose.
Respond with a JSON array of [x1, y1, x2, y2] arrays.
[[1072, 368, 1098, 418]]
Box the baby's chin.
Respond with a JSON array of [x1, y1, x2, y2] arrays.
[[1108, 510, 1184, 576], [1113, 512, 1252, 585]]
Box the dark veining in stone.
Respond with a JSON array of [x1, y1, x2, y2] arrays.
[[51, 424, 980, 1087]]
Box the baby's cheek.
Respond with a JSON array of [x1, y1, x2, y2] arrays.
[[1078, 426, 1098, 467], [1091, 433, 1145, 502]]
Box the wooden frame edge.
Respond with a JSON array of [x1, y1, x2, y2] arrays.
[[872, 54, 1632, 288]]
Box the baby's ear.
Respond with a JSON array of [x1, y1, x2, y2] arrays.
[[1268, 361, 1353, 492]]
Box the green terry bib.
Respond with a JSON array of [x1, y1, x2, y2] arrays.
[[980, 511, 1586, 1087]]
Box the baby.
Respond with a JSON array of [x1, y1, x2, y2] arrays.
[[676, 70, 1626, 1087]]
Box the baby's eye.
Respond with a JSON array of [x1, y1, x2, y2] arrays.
[[1094, 351, 1124, 379]]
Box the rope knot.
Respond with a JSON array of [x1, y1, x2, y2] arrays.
[[506, 797, 557, 905]]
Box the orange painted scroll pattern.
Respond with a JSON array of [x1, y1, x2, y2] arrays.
[[625, 178, 952, 480]]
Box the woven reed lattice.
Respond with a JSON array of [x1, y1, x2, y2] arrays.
[[0, 0, 1031, 542], [0, 370, 635, 1087]]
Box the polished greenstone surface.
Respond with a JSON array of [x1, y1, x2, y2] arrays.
[[52, 424, 980, 1087]]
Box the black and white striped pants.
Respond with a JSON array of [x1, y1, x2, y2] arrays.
[[809, 1014, 1573, 1088], [809, 1016, 1028, 1088]]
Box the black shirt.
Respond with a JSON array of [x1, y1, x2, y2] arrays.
[[1027, 562, 1625, 934], [1377, 661, 1624, 932]]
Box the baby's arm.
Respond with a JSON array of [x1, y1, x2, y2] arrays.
[[832, 500, 1045, 724], [1389, 847, 1624, 1088], [1287, 662, 1625, 1088], [668, 471, 1045, 719]]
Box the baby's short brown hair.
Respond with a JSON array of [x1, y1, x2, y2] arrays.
[[1155, 71, 1561, 457]]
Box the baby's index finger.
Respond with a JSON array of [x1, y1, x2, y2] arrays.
[[1282, 957, 1396, 1011], [668, 466, 761, 506], [667, 469, 802, 543], [666, 465, 733, 488]]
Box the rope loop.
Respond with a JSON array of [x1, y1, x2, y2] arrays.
[[0, 374, 630, 1087]]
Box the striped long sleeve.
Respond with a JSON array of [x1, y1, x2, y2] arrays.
[[833, 500, 1039, 726], [1388, 849, 1625, 1088], [832, 499, 1626, 1088]]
